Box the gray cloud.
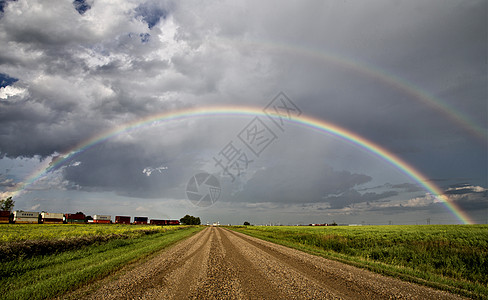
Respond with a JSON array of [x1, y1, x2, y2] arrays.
[[232, 162, 373, 204], [322, 190, 398, 210]]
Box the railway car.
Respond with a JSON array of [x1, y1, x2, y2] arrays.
[[13, 211, 39, 224], [149, 219, 180, 225], [93, 214, 111, 224], [65, 213, 86, 224], [149, 219, 166, 225], [41, 212, 64, 224], [0, 211, 10, 224], [115, 216, 131, 224], [133, 216, 148, 225]]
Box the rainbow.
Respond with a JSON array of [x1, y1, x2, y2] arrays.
[[10, 106, 474, 224], [221, 38, 487, 142]]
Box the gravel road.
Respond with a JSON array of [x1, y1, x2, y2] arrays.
[[67, 227, 464, 299]]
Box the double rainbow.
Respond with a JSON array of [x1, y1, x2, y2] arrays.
[[11, 106, 474, 224]]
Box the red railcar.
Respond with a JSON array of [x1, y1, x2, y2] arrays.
[[65, 213, 85, 224], [150, 219, 166, 225], [149, 219, 180, 225], [133, 216, 148, 225], [115, 216, 131, 224]]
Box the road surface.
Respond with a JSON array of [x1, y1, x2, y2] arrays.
[[69, 227, 463, 299]]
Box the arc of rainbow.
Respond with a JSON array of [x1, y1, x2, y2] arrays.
[[221, 38, 487, 142], [10, 106, 473, 224]]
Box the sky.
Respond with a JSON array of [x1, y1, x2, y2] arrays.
[[0, 0, 486, 225]]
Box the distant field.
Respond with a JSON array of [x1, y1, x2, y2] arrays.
[[0, 225, 203, 300], [0, 223, 168, 242], [230, 225, 488, 299]]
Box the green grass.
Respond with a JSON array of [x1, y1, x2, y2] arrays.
[[0, 223, 168, 242], [0, 226, 203, 300], [229, 225, 488, 299]]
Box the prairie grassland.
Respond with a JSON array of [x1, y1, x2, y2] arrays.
[[0, 226, 203, 300], [230, 225, 488, 299], [0, 223, 168, 242]]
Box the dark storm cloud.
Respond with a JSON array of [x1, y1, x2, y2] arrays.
[[322, 190, 398, 210], [389, 183, 423, 193], [62, 141, 185, 198], [233, 162, 373, 204]]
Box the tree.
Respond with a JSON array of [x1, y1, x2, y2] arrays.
[[243, 221, 250, 226], [0, 197, 15, 211], [180, 214, 201, 225]]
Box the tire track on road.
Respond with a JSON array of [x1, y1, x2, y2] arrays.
[[69, 227, 465, 300]]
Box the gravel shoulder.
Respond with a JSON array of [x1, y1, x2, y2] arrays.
[[63, 227, 465, 299]]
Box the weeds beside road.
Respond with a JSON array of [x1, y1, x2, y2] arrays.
[[0, 225, 203, 300], [230, 224, 488, 299]]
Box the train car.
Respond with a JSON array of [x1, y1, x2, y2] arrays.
[[13, 211, 39, 224], [149, 219, 167, 225], [149, 219, 180, 225], [93, 215, 111, 224], [133, 216, 148, 225], [0, 211, 10, 224], [40, 212, 63, 224], [115, 216, 131, 224], [65, 213, 86, 224]]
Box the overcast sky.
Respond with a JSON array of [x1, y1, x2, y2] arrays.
[[0, 0, 486, 225]]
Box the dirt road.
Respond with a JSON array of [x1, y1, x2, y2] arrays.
[[71, 227, 463, 299]]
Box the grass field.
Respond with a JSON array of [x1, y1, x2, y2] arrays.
[[0, 223, 166, 242], [230, 225, 488, 299], [0, 225, 203, 300]]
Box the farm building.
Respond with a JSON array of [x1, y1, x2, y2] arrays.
[[41, 212, 63, 224], [133, 216, 148, 225], [93, 215, 111, 224], [115, 216, 131, 224], [13, 211, 39, 223], [0, 211, 10, 223], [65, 213, 86, 224]]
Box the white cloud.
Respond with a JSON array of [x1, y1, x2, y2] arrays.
[[0, 86, 26, 99], [142, 166, 168, 176]]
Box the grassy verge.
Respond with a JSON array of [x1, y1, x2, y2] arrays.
[[0, 226, 203, 300], [0, 223, 169, 242], [0, 224, 185, 260], [229, 225, 488, 299]]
